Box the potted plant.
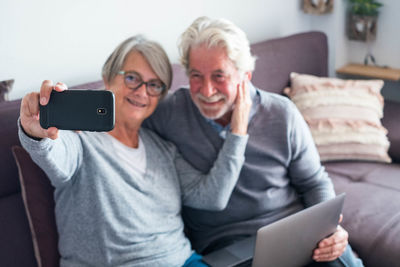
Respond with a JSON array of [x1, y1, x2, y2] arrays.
[[347, 0, 383, 41]]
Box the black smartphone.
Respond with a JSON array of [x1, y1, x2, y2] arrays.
[[40, 89, 115, 131]]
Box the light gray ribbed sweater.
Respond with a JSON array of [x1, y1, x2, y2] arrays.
[[19, 124, 248, 267]]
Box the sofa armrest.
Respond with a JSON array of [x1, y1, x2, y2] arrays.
[[382, 100, 400, 163]]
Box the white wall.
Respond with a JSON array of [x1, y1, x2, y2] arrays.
[[345, 0, 400, 69], [1, 0, 311, 100], [307, 0, 400, 74], [306, 0, 347, 77], [2, 0, 399, 101], [306, 0, 400, 102]]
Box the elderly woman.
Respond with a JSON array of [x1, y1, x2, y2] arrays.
[[19, 35, 251, 267]]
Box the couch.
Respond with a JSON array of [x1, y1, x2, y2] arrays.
[[1, 31, 399, 267]]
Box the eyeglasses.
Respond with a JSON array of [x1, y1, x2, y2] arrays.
[[117, 71, 166, 97]]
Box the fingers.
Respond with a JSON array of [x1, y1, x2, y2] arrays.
[[313, 226, 349, 262], [235, 79, 251, 106], [20, 93, 60, 139], [21, 92, 40, 119], [236, 80, 245, 103], [46, 127, 59, 140], [314, 243, 347, 262], [230, 79, 252, 135], [40, 80, 68, 106], [20, 80, 64, 140]]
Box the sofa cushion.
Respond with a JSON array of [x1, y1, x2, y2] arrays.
[[0, 193, 37, 267], [0, 99, 38, 267], [285, 73, 391, 163], [382, 100, 400, 163], [326, 161, 400, 267], [0, 99, 22, 197], [12, 146, 59, 267]]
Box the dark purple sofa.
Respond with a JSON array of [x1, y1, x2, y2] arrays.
[[1, 31, 399, 267]]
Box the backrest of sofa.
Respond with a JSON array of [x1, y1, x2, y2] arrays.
[[168, 31, 329, 94], [382, 100, 400, 163], [251, 31, 328, 94], [0, 99, 37, 266], [67, 32, 328, 97]]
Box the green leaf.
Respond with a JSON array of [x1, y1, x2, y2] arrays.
[[348, 0, 383, 15]]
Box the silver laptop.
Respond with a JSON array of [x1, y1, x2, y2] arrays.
[[202, 193, 345, 267]]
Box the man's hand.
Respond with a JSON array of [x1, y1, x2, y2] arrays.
[[313, 215, 348, 262], [230, 79, 252, 135], [20, 80, 67, 140]]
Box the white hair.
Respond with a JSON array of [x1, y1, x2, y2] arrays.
[[102, 35, 172, 98], [178, 16, 256, 75]]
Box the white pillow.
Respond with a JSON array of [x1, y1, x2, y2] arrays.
[[284, 72, 391, 163]]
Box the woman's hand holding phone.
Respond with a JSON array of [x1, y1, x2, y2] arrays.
[[20, 80, 67, 140]]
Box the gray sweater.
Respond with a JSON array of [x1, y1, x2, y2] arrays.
[[19, 124, 248, 267], [144, 87, 336, 252]]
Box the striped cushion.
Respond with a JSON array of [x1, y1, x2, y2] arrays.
[[284, 72, 391, 163]]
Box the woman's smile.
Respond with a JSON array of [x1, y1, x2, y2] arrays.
[[126, 97, 146, 108]]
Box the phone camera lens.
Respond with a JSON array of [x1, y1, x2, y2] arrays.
[[97, 108, 107, 115]]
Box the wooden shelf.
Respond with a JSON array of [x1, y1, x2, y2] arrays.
[[336, 63, 400, 81]]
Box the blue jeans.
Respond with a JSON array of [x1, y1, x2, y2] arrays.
[[183, 252, 208, 267], [306, 244, 364, 267]]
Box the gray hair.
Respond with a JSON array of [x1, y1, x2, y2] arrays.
[[102, 35, 172, 98], [179, 16, 256, 75]]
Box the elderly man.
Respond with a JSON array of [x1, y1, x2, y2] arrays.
[[144, 17, 363, 266]]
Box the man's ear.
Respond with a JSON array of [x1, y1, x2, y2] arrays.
[[244, 71, 252, 82]]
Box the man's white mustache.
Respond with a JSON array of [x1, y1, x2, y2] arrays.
[[196, 93, 226, 103]]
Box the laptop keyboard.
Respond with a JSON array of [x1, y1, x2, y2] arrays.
[[224, 236, 256, 258], [234, 259, 253, 267], [202, 236, 256, 267]]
